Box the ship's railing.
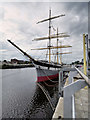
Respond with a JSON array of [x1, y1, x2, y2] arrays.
[[53, 66, 90, 119], [75, 67, 90, 86], [63, 67, 89, 118]]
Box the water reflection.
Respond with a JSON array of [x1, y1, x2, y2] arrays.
[[2, 68, 58, 119], [26, 83, 59, 118]]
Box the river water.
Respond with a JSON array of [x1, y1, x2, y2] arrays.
[[1, 67, 58, 119]]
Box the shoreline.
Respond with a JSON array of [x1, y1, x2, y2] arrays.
[[0, 64, 34, 69]]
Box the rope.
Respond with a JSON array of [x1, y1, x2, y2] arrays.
[[41, 69, 58, 83], [51, 22, 56, 31], [37, 82, 55, 111], [36, 52, 45, 60], [43, 81, 58, 87], [45, 50, 48, 61]]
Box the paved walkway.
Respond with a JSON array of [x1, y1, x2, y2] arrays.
[[75, 86, 88, 118], [52, 72, 89, 119]]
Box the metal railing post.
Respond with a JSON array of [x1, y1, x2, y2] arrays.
[[59, 70, 63, 97], [63, 71, 77, 118], [75, 67, 90, 86], [83, 34, 87, 75], [64, 79, 87, 118], [85, 34, 89, 73]]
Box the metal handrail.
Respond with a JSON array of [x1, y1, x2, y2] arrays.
[[75, 67, 90, 86]]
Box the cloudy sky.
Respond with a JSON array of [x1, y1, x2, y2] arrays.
[[0, 2, 88, 63]]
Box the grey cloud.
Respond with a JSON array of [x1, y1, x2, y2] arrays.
[[63, 2, 88, 13], [0, 0, 90, 2], [1, 2, 88, 63]]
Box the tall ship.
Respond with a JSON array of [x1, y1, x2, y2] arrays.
[[8, 9, 72, 83]]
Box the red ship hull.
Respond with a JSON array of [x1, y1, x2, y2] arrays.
[[36, 68, 59, 82]]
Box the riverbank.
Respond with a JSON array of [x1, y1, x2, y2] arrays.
[[0, 64, 34, 69]]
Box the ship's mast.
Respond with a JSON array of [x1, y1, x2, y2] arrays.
[[57, 28, 59, 64], [35, 9, 65, 63], [49, 9, 51, 63], [60, 41, 62, 64]]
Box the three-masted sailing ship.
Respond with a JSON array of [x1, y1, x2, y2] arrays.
[[8, 9, 72, 83]]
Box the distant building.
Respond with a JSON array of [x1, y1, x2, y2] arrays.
[[11, 58, 24, 64], [3, 60, 7, 63], [11, 59, 18, 64]]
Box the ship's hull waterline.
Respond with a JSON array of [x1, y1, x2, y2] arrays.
[[36, 68, 59, 82]]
